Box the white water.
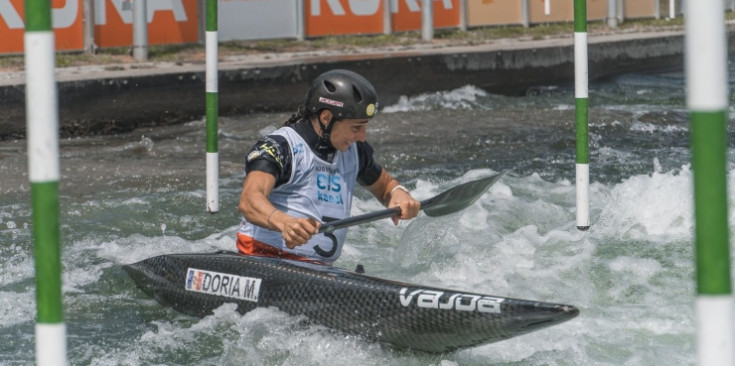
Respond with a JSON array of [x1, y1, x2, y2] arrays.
[[0, 68, 730, 365], [0, 168, 706, 365]]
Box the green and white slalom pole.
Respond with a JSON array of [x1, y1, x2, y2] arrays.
[[24, 0, 67, 364], [686, 2, 733, 366], [573, 0, 589, 231], [205, 0, 219, 213]]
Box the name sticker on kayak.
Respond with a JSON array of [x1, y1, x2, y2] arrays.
[[399, 288, 504, 314], [185, 268, 262, 303]]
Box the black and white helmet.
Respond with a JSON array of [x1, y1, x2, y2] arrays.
[[305, 69, 378, 120]]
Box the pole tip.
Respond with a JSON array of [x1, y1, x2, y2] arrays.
[[577, 225, 590, 231]]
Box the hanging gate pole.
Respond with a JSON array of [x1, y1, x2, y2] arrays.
[[573, 0, 590, 231], [205, 0, 219, 213]]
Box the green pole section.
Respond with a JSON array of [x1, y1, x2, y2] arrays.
[[32, 182, 63, 323], [692, 111, 730, 295], [205, 0, 219, 213], [573, 0, 590, 230], [575, 99, 589, 163], [25, 0, 51, 31], [206, 95, 218, 152], [573, 0, 586, 34]]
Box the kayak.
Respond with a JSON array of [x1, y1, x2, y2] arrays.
[[123, 251, 579, 353]]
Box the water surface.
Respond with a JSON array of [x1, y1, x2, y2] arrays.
[[0, 65, 732, 365]]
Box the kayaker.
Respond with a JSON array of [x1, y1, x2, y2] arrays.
[[236, 69, 421, 265]]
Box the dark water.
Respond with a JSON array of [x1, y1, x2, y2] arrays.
[[1, 64, 734, 365]]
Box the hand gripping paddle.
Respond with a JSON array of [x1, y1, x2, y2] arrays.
[[318, 171, 505, 234]]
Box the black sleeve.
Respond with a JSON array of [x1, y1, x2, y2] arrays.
[[244, 135, 292, 187], [356, 141, 383, 186]]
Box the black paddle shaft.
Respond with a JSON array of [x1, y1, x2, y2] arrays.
[[318, 172, 505, 234]]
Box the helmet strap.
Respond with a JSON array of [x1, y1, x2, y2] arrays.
[[317, 112, 336, 150]]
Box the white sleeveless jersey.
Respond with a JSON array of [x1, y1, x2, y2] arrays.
[[238, 126, 359, 263]]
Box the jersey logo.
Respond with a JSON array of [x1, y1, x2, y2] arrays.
[[316, 172, 344, 204], [247, 141, 283, 169]]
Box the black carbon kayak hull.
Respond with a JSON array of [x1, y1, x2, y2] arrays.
[[123, 251, 578, 353]]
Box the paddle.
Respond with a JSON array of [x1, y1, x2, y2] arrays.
[[319, 171, 505, 234]]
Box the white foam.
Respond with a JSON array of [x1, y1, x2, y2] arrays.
[[595, 165, 693, 240], [0, 164, 720, 365], [97, 231, 233, 265], [85, 304, 418, 366], [0, 290, 36, 327], [630, 120, 688, 133], [552, 104, 574, 110], [379, 165, 702, 364], [382, 85, 490, 113]]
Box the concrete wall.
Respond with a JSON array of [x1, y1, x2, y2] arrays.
[[1, 29, 732, 140]]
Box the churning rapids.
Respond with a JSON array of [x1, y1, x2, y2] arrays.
[[2, 65, 735, 365]]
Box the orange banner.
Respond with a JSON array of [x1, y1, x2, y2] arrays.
[[1, 0, 84, 54], [306, 0, 384, 36], [467, 0, 522, 27], [529, 0, 606, 23], [94, 0, 199, 48], [392, 0, 459, 32], [306, 0, 461, 37]]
